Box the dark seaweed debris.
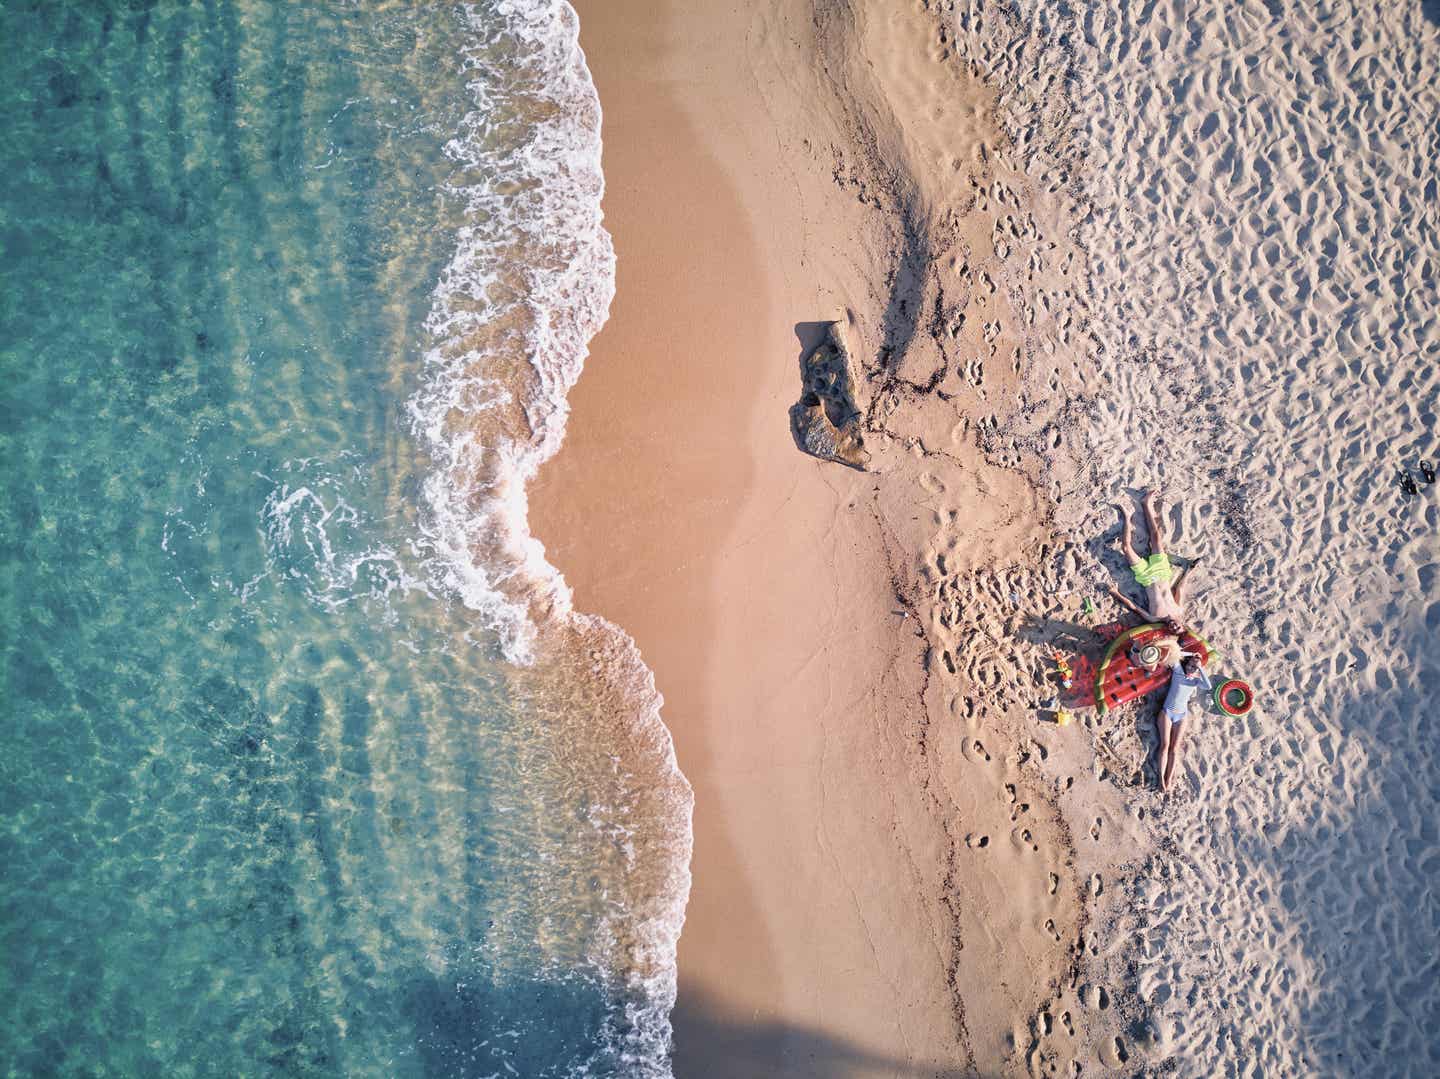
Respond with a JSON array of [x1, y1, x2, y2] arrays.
[[1218, 483, 1256, 554]]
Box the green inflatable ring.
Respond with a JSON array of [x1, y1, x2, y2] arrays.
[[1214, 678, 1254, 716]]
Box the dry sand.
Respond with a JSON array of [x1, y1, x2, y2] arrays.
[[954, 2, 1440, 1074], [533, 0, 1440, 1075]]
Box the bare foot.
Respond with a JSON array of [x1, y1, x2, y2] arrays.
[[1144, 489, 1162, 512]]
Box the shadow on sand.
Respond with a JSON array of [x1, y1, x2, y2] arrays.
[[672, 982, 990, 1079], [793, 320, 834, 359]]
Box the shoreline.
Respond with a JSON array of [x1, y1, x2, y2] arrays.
[[533, 0, 1122, 1072]]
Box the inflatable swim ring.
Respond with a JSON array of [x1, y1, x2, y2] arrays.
[[1214, 679, 1254, 716]]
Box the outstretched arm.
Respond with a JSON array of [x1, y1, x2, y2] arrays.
[[1172, 556, 1202, 606], [1108, 587, 1153, 622]]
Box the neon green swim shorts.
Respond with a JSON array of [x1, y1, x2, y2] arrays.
[[1130, 552, 1173, 587]]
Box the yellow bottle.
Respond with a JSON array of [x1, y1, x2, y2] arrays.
[[1055, 707, 1073, 727]]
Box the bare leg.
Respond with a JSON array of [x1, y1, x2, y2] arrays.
[[1162, 722, 1185, 792], [1155, 711, 1173, 789], [1143, 489, 1167, 555], [1117, 503, 1140, 566]]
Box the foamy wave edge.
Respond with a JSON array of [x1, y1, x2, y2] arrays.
[[406, 2, 693, 1074]]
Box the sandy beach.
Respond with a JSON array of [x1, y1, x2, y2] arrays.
[[533, 0, 1104, 1072], [4, 0, 1434, 1074], [534, 0, 1440, 1075]]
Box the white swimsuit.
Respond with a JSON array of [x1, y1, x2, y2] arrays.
[[1163, 665, 1212, 721]]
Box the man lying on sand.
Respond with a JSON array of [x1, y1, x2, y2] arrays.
[[1109, 490, 1200, 627], [1156, 654, 1212, 792]]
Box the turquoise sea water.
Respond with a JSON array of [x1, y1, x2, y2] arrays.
[[0, 2, 688, 1075]]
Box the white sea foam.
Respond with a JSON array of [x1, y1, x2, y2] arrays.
[[260, 477, 418, 614], [407, 0, 615, 666], [407, 3, 692, 1074]]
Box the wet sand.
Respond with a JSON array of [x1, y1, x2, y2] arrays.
[[531, 1, 946, 1069]]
